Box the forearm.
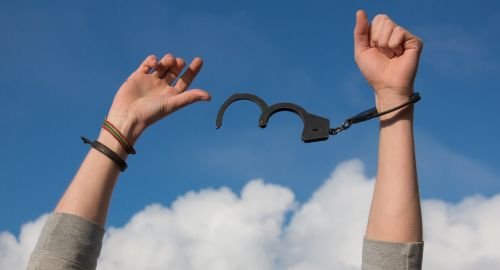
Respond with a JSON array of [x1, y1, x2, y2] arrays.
[[27, 128, 128, 269], [28, 54, 208, 270], [55, 120, 133, 226], [366, 94, 422, 242]]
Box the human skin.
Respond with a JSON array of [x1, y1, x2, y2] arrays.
[[54, 54, 210, 226], [55, 10, 423, 245], [354, 10, 423, 242]]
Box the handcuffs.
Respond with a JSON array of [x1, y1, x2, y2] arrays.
[[216, 92, 421, 143]]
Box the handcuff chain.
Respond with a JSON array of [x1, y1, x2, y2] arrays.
[[329, 120, 352, 135]]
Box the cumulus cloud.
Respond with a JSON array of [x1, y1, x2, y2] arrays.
[[2, 160, 500, 270], [98, 180, 295, 270], [0, 213, 49, 270]]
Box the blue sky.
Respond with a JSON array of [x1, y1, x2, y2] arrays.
[[1, 0, 499, 235]]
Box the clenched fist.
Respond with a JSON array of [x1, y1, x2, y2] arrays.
[[354, 10, 423, 112]]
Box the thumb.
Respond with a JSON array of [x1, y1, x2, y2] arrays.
[[354, 10, 370, 55], [168, 89, 211, 112]]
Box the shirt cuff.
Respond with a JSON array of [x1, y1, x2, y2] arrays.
[[27, 212, 105, 270], [362, 237, 424, 270]]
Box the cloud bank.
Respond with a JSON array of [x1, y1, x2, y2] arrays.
[[2, 160, 500, 270]]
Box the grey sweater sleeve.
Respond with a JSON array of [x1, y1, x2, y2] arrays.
[[26, 213, 423, 270], [362, 238, 424, 270], [27, 213, 105, 270]]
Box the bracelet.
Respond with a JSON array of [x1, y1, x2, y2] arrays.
[[81, 136, 128, 172], [102, 120, 136, 155]]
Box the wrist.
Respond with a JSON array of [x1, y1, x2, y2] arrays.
[[375, 89, 413, 109], [97, 131, 129, 160], [375, 89, 415, 122], [97, 114, 143, 158], [104, 113, 145, 146]]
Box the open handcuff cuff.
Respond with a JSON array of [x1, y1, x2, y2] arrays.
[[216, 92, 421, 143]]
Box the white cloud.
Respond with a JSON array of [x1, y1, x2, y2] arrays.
[[280, 161, 372, 270], [98, 181, 295, 270], [422, 195, 500, 269], [0, 214, 49, 270], [2, 160, 500, 270]]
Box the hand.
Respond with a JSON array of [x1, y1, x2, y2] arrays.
[[105, 54, 211, 144], [354, 10, 423, 110]]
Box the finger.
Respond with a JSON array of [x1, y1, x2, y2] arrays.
[[136, 55, 157, 74], [174, 57, 203, 93], [174, 89, 211, 106], [402, 29, 424, 51], [354, 10, 370, 55], [377, 19, 396, 58], [164, 58, 186, 85], [388, 26, 405, 57], [152, 54, 175, 78], [370, 14, 385, 47], [164, 89, 211, 114]]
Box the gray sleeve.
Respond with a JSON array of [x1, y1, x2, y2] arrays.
[[362, 238, 424, 270], [27, 212, 105, 270]]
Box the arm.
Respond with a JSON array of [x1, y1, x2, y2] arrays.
[[354, 10, 424, 269], [28, 54, 210, 270], [54, 54, 209, 226], [355, 9, 423, 244]]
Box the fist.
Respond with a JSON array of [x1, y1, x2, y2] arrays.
[[354, 10, 423, 102]]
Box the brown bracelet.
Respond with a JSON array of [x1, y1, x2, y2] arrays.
[[102, 120, 136, 155], [81, 136, 128, 172]]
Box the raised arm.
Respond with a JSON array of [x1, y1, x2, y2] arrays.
[[354, 10, 424, 270], [355, 9, 422, 243], [55, 54, 210, 226], [28, 54, 210, 270]]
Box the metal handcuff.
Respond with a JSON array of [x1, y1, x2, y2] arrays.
[[216, 92, 421, 143]]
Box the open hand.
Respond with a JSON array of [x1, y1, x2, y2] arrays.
[[105, 54, 211, 144]]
